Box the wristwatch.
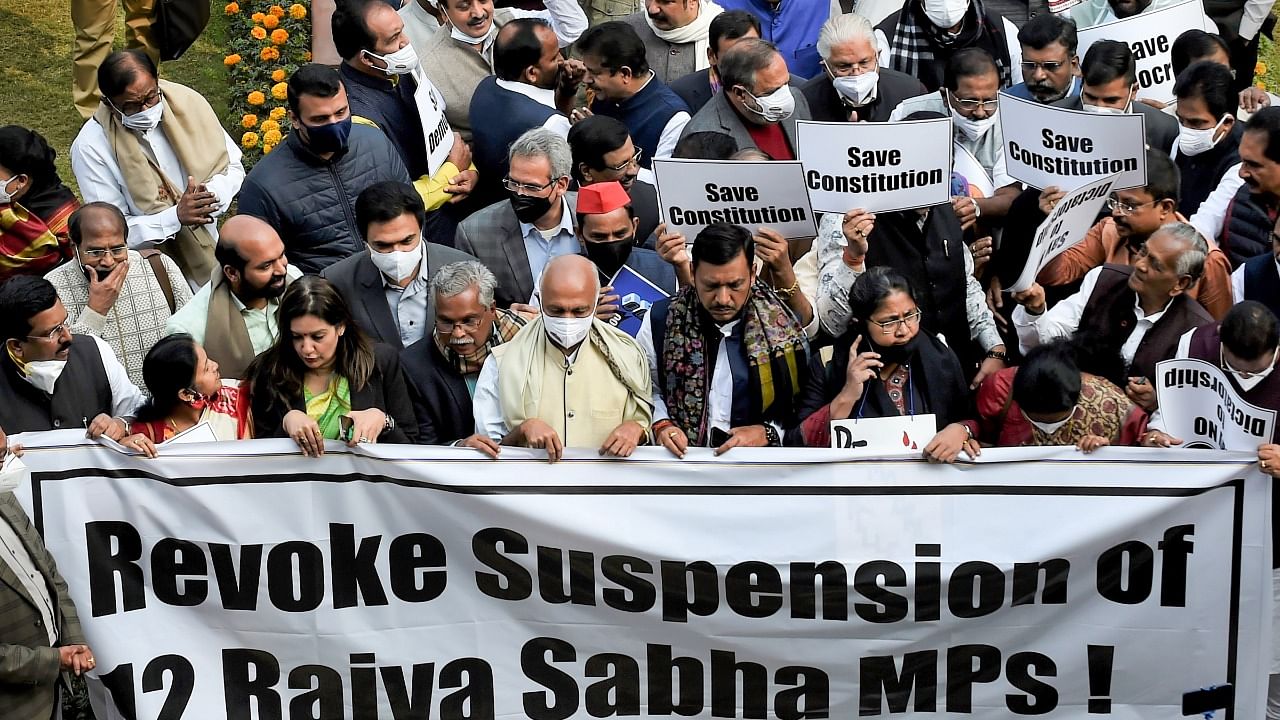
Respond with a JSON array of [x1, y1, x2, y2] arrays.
[[763, 424, 781, 447], [383, 413, 396, 433]]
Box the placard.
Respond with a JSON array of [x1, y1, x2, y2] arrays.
[[412, 68, 455, 176], [1009, 173, 1119, 292], [954, 142, 996, 197], [652, 158, 818, 240], [1155, 358, 1277, 450], [796, 119, 953, 213], [605, 265, 669, 337], [1000, 93, 1147, 191], [830, 414, 938, 452], [1075, 0, 1211, 102]]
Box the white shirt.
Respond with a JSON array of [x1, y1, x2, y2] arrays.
[[1012, 265, 1172, 370], [70, 117, 244, 250], [1230, 254, 1280, 304], [0, 507, 58, 644], [1188, 164, 1246, 243], [382, 252, 432, 347], [494, 79, 572, 138], [637, 313, 739, 435], [31, 334, 148, 419], [471, 344, 581, 439]]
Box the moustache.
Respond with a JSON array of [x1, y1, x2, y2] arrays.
[[57, 341, 72, 354], [467, 14, 489, 25]]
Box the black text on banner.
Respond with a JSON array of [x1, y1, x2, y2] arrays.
[[999, 93, 1147, 191], [652, 159, 818, 241], [796, 118, 953, 214]]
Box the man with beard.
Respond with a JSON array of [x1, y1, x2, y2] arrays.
[[1004, 13, 1081, 107], [568, 115, 661, 241], [165, 215, 299, 379], [0, 275, 144, 437], [469, 18, 577, 206], [576, 182, 678, 296], [401, 260, 526, 449]]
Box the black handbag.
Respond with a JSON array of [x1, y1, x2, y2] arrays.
[[153, 0, 211, 61]]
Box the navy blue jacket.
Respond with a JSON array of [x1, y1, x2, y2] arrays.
[[590, 75, 689, 168]]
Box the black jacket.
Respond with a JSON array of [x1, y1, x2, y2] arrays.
[[400, 337, 474, 444], [800, 68, 927, 123], [1061, 96, 1179, 155]]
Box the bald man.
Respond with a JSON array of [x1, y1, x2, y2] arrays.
[[46, 201, 192, 387], [470, 255, 654, 461], [165, 215, 300, 379]]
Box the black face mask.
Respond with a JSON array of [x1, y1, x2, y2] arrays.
[[510, 192, 554, 224], [584, 236, 634, 277], [865, 331, 919, 366]]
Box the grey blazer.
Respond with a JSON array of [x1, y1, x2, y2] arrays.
[[453, 193, 579, 308], [678, 87, 812, 158], [320, 242, 478, 349]]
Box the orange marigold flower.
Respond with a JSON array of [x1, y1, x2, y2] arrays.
[[303, 50, 312, 61], [250, 26, 267, 40], [271, 81, 288, 100], [261, 119, 281, 133], [263, 128, 283, 145], [223, 53, 241, 66], [269, 106, 287, 120], [263, 143, 276, 155], [1258, 61, 1269, 77], [263, 13, 279, 28], [269, 4, 285, 16], [271, 68, 286, 82], [289, 3, 306, 18], [247, 91, 266, 106], [270, 28, 289, 45], [241, 131, 260, 148], [259, 46, 280, 61], [251, 11, 265, 22], [224, 2, 240, 14], [242, 114, 258, 128]]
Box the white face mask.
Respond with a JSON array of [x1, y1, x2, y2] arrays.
[[544, 314, 594, 349], [1178, 115, 1229, 157], [742, 85, 796, 123], [369, 240, 423, 284], [1224, 345, 1276, 391], [832, 71, 879, 107], [364, 43, 420, 75], [0, 175, 18, 205], [120, 96, 165, 132], [1027, 406, 1075, 435], [22, 359, 67, 395], [1081, 102, 1129, 115], [445, 8, 495, 47], [950, 104, 995, 141], [923, 0, 969, 28]]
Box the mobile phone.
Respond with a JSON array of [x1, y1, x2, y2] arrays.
[[709, 427, 730, 447], [340, 415, 354, 442]]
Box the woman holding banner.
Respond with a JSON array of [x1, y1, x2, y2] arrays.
[[792, 267, 980, 462], [245, 276, 417, 456]]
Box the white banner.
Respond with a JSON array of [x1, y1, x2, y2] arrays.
[[1075, 0, 1212, 102], [796, 119, 953, 213], [652, 159, 818, 240], [954, 142, 996, 198], [1155, 358, 1278, 449], [1000, 93, 1147, 191], [9, 433, 1273, 720], [412, 68, 455, 177], [1009, 173, 1119, 292]]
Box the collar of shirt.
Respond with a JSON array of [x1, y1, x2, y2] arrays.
[[518, 196, 575, 240], [381, 253, 430, 292], [1132, 293, 1173, 323], [716, 319, 741, 338], [494, 79, 559, 110]]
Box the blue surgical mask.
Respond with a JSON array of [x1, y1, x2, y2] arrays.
[[302, 116, 352, 154]]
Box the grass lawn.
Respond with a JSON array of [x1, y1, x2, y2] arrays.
[[0, 0, 230, 194]]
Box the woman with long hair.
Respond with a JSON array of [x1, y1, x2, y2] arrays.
[[245, 275, 417, 455], [118, 334, 251, 456]]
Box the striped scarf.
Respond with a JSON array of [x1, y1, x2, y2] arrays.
[[887, 0, 1012, 89]]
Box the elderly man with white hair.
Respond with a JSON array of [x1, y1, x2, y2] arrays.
[[471, 254, 653, 462], [800, 12, 926, 123]]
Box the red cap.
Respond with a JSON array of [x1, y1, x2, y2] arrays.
[[576, 181, 631, 215]]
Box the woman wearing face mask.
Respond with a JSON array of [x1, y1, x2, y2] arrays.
[[118, 334, 251, 457], [0, 126, 78, 283], [245, 276, 418, 456], [793, 267, 980, 463], [975, 340, 1148, 451]]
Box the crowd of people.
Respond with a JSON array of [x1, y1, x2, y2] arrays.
[[5, 0, 1280, 713]]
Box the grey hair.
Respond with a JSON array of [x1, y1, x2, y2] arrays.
[[509, 127, 573, 180], [1156, 222, 1208, 281], [817, 13, 875, 60], [718, 38, 782, 93], [430, 260, 498, 309]]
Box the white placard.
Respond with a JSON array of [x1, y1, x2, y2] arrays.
[[953, 142, 996, 197], [796, 119, 953, 213], [1155, 358, 1278, 450], [412, 68, 455, 176], [1009, 173, 1119, 292], [1075, 0, 1211, 102], [830, 414, 938, 452], [652, 158, 817, 240], [1000, 92, 1147, 191]]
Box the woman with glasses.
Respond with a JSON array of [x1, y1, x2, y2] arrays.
[[245, 276, 417, 456], [793, 267, 980, 462]]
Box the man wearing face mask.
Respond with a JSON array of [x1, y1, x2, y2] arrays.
[[670, 10, 763, 112], [576, 182, 678, 296], [1065, 41, 1179, 154], [623, 0, 727, 83], [1172, 62, 1244, 216], [45, 202, 192, 387], [875, 0, 1012, 93], [417, 0, 587, 141], [679, 39, 811, 159], [472, 254, 653, 461], [322, 182, 477, 349], [335, 0, 478, 244], [1005, 14, 1082, 107], [237, 64, 413, 275], [802, 13, 925, 124], [0, 275, 145, 439], [71, 50, 245, 289], [456, 128, 580, 308]]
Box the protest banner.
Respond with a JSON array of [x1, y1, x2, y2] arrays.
[[796, 119, 952, 213], [411, 69, 455, 176], [1009, 173, 1119, 292], [1075, 0, 1211, 102], [652, 159, 817, 240], [954, 142, 996, 198], [830, 414, 937, 452], [1000, 94, 1146, 191], [1155, 358, 1278, 449], [605, 265, 669, 337], [9, 432, 1271, 719]]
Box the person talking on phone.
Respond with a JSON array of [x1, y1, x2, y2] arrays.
[[245, 276, 417, 456], [45, 202, 191, 388]]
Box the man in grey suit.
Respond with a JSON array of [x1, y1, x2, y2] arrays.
[[0, 437, 96, 720], [455, 128, 581, 308], [679, 39, 811, 160], [322, 181, 478, 349]]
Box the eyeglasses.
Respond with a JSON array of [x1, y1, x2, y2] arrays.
[[1107, 196, 1157, 216], [26, 317, 70, 341], [113, 86, 162, 116], [81, 245, 129, 260], [605, 147, 643, 173], [870, 309, 922, 334], [434, 316, 486, 333], [1020, 60, 1067, 74], [502, 176, 559, 195], [950, 93, 998, 112], [826, 58, 878, 75]]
